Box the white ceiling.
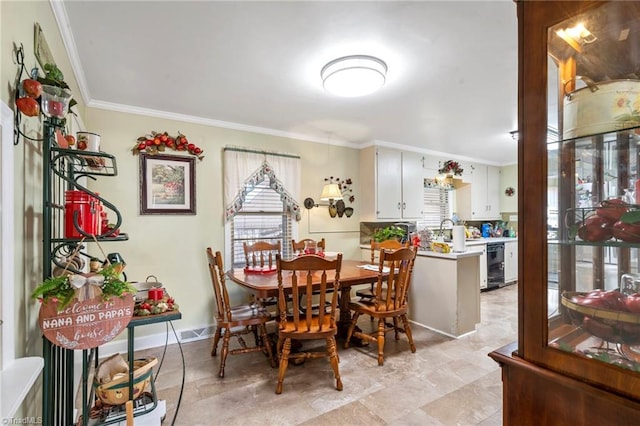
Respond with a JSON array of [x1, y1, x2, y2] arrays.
[[55, 0, 518, 165]]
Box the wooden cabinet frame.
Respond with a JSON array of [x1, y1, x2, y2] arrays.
[[491, 1, 640, 421]]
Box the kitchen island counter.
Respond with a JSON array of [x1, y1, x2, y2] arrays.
[[359, 244, 482, 337]]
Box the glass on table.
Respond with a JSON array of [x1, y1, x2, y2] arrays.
[[304, 240, 317, 254]]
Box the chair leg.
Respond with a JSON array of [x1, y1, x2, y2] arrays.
[[276, 338, 291, 394], [252, 324, 261, 346], [343, 312, 361, 349], [259, 324, 276, 368], [219, 330, 231, 378], [211, 326, 222, 356], [401, 314, 417, 353], [326, 337, 343, 391], [393, 317, 400, 341], [376, 318, 386, 366]]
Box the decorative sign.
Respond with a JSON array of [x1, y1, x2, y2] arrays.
[[38, 294, 134, 350], [34, 23, 56, 70]]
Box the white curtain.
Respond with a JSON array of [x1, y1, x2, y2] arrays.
[[223, 147, 301, 221]]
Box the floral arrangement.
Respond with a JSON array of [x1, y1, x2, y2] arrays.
[[31, 263, 135, 310], [324, 176, 355, 203], [134, 295, 179, 316], [438, 160, 464, 176], [131, 131, 204, 160]]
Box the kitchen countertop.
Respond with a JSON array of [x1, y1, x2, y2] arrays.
[[464, 237, 518, 245], [360, 237, 517, 260]]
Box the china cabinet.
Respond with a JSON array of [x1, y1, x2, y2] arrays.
[[359, 147, 424, 221], [455, 163, 501, 220], [489, 1, 640, 422]]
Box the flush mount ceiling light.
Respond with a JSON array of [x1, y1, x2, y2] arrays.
[[321, 55, 387, 97]]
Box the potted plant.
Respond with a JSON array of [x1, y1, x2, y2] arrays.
[[373, 225, 406, 242]]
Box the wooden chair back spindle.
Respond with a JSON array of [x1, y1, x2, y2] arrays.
[[291, 238, 326, 255], [243, 241, 281, 270]]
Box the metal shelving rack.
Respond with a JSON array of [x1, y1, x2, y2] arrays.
[[41, 118, 129, 425]]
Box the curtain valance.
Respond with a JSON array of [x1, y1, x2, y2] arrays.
[[223, 147, 301, 221]]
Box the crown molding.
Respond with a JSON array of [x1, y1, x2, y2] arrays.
[[50, 0, 92, 106]]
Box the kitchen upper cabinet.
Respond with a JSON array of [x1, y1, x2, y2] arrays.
[[455, 163, 501, 221], [360, 147, 424, 221], [504, 240, 517, 284]]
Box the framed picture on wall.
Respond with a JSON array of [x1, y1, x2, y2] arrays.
[[139, 153, 196, 214]]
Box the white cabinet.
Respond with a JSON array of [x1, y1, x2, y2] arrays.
[[456, 163, 501, 220], [504, 240, 518, 284], [467, 243, 487, 290], [360, 147, 424, 221]]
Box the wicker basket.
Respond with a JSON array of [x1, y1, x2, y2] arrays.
[[561, 292, 640, 344], [93, 357, 158, 406]]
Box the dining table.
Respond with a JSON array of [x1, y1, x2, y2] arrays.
[[226, 258, 385, 339]]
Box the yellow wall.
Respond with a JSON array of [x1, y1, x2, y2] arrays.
[[84, 108, 362, 337], [1, 0, 88, 418], [1, 0, 88, 359]]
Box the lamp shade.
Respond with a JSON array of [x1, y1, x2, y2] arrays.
[[320, 183, 343, 201], [321, 55, 387, 97]]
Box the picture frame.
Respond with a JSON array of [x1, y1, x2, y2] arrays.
[[140, 153, 196, 215], [34, 23, 56, 70]]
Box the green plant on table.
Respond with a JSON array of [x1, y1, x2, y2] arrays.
[[373, 225, 406, 242]]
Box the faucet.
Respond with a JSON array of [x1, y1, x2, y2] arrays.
[[438, 219, 455, 242]]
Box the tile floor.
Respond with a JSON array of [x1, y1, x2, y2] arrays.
[[138, 284, 517, 425]]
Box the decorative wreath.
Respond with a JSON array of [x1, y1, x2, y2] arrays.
[[505, 187, 515, 197], [438, 160, 463, 176]]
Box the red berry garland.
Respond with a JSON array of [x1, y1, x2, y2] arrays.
[[131, 131, 204, 160]]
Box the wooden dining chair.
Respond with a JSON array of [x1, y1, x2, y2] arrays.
[[206, 248, 276, 378], [291, 238, 333, 313], [344, 246, 418, 366], [243, 240, 282, 308], [291, 238, 326, 255], [243, 241, 281, 271], [274, 253, 343, 394], [355, 239, 409, 301]]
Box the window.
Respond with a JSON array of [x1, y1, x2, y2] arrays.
[[421, 184, 451, 228], [230, 175, 293, 267]]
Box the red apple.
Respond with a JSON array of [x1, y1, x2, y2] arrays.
[[613, 220, 640, 243], [573, 294, 611, 309], [22, 79, 42, 98], [16, 97, 40, 116], [64, 135, 76, 146], [596, 198, 629, 223], [600, 290, 627, 311], [625, 293, 640, 313], [577, 215, 613, 242]]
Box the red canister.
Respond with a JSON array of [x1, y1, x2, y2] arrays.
[[64, 190, 99, 238]]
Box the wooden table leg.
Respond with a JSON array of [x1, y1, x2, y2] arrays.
[[337, 285, 368, 346]]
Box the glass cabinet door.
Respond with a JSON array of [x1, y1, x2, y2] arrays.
[[547, 2, 640, 371]]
